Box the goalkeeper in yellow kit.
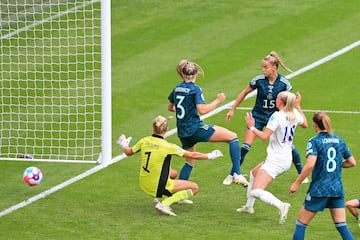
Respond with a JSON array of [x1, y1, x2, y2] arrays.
[[118, 115, 223, 216]]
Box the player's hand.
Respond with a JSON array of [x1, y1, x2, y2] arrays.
[[216, 93, 226, 103], [117, 134, 132, 148], [289, 182, 300, 193], [226, 110, 234, 122], [245, 112, 255, 128], [207, 150, 223, 160]]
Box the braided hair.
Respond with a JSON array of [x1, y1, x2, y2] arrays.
[[176, 59, 204, 80]]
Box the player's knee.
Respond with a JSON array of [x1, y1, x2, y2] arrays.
[[345, 200, 356, 208], [231, 132, 238, 140], [191, 183, 199, 195], [251, 188, 261, 198], [170, 169, 178, 179]]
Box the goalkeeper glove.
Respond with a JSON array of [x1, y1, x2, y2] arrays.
[[117, 134, 132, 148], [207, 150, 223, 160]]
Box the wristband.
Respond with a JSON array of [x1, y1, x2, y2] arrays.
[[249, 126, 256, 131]]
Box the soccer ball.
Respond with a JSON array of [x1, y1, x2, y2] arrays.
[[23, 166, 43, 187]]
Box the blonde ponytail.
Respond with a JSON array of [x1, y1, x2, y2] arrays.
[[264, 51, 293, 73]]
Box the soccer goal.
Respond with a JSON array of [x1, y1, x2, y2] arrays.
[[0, 0, 112, 164]]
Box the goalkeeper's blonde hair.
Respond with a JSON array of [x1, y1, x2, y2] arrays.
[[153, 115, 173, 134]]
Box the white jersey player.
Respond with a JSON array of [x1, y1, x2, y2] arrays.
[[236, 91, 308, 225]]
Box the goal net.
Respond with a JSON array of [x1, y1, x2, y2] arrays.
[[0, 0, 111, 163]]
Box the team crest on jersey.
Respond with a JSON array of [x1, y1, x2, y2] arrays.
[[268, 85, 274, 92]]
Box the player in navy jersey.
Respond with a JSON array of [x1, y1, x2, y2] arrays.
[[225, 51, 308, 185], [168, 59, 249, 187], [290, 112, 356, 240]]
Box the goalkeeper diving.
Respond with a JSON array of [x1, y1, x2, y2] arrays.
[[117, 115, 223, 216]]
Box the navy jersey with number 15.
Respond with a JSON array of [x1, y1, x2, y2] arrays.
[[250, 73, 292, 125]]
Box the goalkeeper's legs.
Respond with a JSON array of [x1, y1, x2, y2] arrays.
[[155, 181, 196, 216], [162, 189, 194, 206]]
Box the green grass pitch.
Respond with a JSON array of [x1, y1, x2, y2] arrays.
[[1, 1, 360, 239]]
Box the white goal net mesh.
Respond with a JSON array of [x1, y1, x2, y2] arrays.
[[0, 0, 102, 162]]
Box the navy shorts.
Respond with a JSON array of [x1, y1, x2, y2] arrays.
[[249, 114, 267, 131], [254, 119, 267, 130], [304, 194, 344, 212], [179, 123, 215, 149]]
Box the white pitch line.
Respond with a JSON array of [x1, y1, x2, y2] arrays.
[[1, 40, 359, 218], [227, 107, 360, 115]]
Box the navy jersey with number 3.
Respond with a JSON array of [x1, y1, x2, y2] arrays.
[[168, 81, 205, 138]]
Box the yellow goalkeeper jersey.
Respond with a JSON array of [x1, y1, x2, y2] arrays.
[[131, 134, 185, 198]]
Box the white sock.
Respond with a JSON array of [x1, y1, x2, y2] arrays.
[[245, 171, 256, 207], [251, 188, 283, 209]]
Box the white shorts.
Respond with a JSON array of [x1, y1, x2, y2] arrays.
[[260, 158, 291, 179]]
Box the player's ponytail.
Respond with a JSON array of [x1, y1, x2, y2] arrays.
[[312, 112, 333, 134], [264, 51, 293, 73]]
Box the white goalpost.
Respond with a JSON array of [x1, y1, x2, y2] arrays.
[[0, 0, 112, 164]]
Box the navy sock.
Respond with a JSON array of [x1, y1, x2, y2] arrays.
[[292, 146, 303, 174], [240, 143, 251, 165], [229, 138, 240, 175], [335, 222, 354, 240], [293, 220, 307, 240], [179, 162, 193, 180]]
